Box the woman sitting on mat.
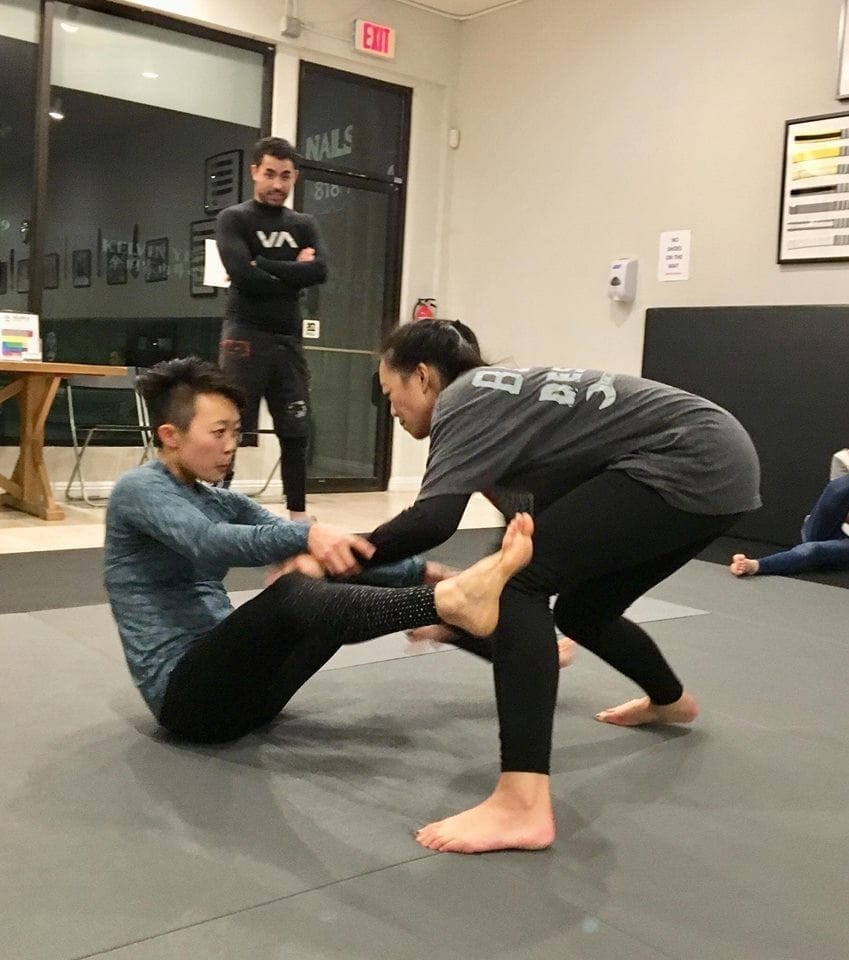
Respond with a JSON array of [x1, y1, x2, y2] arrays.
[[104, 356, 533, 746]]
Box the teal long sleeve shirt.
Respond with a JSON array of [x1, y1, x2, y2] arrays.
[[104, 461, 423, 716]]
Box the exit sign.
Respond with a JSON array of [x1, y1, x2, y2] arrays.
[[353, 19, 395, 59]]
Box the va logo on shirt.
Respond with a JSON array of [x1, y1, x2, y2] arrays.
[[256, 231, 298, 249]]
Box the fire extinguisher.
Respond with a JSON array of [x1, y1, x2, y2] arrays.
[[412, 298, 437, 321]]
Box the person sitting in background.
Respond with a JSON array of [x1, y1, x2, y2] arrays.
[[730, 451, 849, 577]]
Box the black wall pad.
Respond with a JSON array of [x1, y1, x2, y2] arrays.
[[642, 305, 849, 545]]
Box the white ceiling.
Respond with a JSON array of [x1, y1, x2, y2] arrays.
[[391, 0, 532, 20]]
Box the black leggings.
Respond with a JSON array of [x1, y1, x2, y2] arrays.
[[159, 574, 438, 744], [453, 472, 741, 775], [219, 327, 310, 512]]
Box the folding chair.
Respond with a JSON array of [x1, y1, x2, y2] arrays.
[[65, 368, 154, 505]]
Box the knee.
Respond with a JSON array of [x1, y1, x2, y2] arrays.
[[552, 596, 611, 643]]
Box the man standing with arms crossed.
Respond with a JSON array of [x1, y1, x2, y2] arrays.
[[216, 137, 327, 520]]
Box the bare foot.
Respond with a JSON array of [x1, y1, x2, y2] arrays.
[[415, 773, 555, 854], [729, 553, 759, 576], [557, 636, 576, 667], [405, 623, 456, 653], [595, 690, 699, 727], [405, 628, 576, 668], [434, 513, 533, 636]]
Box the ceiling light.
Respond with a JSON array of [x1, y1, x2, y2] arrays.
[[48, 97, 64, 120], [141, 71, 159, 79]]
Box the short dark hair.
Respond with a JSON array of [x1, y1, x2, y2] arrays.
[[138, 357, 244, 446], [381, 319, 485, 387], [252, 136, 299, 168]]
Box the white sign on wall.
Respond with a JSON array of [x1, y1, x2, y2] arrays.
[[1, 312, 41, 361], [203, 239, 230, 288], [658, 229, 691, 281]]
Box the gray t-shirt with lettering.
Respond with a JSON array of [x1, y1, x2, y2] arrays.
[[417, 367, 761, 516]]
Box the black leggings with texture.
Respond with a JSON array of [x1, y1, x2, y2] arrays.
[[452, 472, 741, 775], [159, 574, 438, 744]]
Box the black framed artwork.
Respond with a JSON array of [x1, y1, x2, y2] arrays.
[[17, 258, 29, 293], [43, 253, 59, 290], [189, 218, 218, 297], [204, 150, 242, 214], [106, 241, 128, 285], [72, 249, 91, 288], [144, 237, 169, 282], [778, 111, 849, 264]]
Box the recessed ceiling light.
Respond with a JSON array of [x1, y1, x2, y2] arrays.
[[141, 71, 159, 79], [59, 21, 79, 33]]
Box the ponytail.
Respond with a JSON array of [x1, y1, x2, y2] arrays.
[[381, 319, 485, 386]]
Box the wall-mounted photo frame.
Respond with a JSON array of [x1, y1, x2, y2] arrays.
[[204, 150, 243, 214], [43, 253, 59, 290], [189, 218, 218, 297], [839, 1, 849, 99], [0, 261, 7, 295], [17, 258, 29, 293], [144, 237, 169, 282], [106, 240, 128, 285], [72, 249, 91, 288], [778, 111, 849, 264]]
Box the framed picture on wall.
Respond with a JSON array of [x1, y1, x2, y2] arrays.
[[72, 249, 91, 288], [204, 150, 242, 214], [17, 258, 29, 294], [839, 0, 849, 99], [43, 253, 59, 290], [106, 241, 128, 285], [189, 219, 218, 297], [144, 237, 169, 282], [778, 111, 849, 263]]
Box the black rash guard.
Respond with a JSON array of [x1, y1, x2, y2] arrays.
[[216, 199, 327, 336], [367, 494, 471, 565]]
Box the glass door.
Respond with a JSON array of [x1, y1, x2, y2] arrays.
[[296, 62, 411, 491], [297, 170, 401, 488]]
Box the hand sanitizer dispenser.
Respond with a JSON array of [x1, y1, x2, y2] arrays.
[[607, 258, 638, 302]]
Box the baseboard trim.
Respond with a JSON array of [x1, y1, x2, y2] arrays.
[[58, 478, 285, 501]]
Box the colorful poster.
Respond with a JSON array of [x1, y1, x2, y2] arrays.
[[1, 313, 41, 360]]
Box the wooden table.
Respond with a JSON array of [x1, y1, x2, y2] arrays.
[[0, 361, 128, 520]]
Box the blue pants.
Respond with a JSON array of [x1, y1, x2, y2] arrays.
[[758, 474, 849, 574]]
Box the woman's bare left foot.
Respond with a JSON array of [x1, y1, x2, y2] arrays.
[[434, 513, 533, 636], [414, 773, 555, 854], [595, 691, 699, 727], [729, 553, 759, 576]]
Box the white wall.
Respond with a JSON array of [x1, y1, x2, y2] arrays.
[[443, 0, 849, 374]]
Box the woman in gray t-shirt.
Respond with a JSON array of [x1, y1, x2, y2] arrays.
[[366, 319, 761, 856]]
